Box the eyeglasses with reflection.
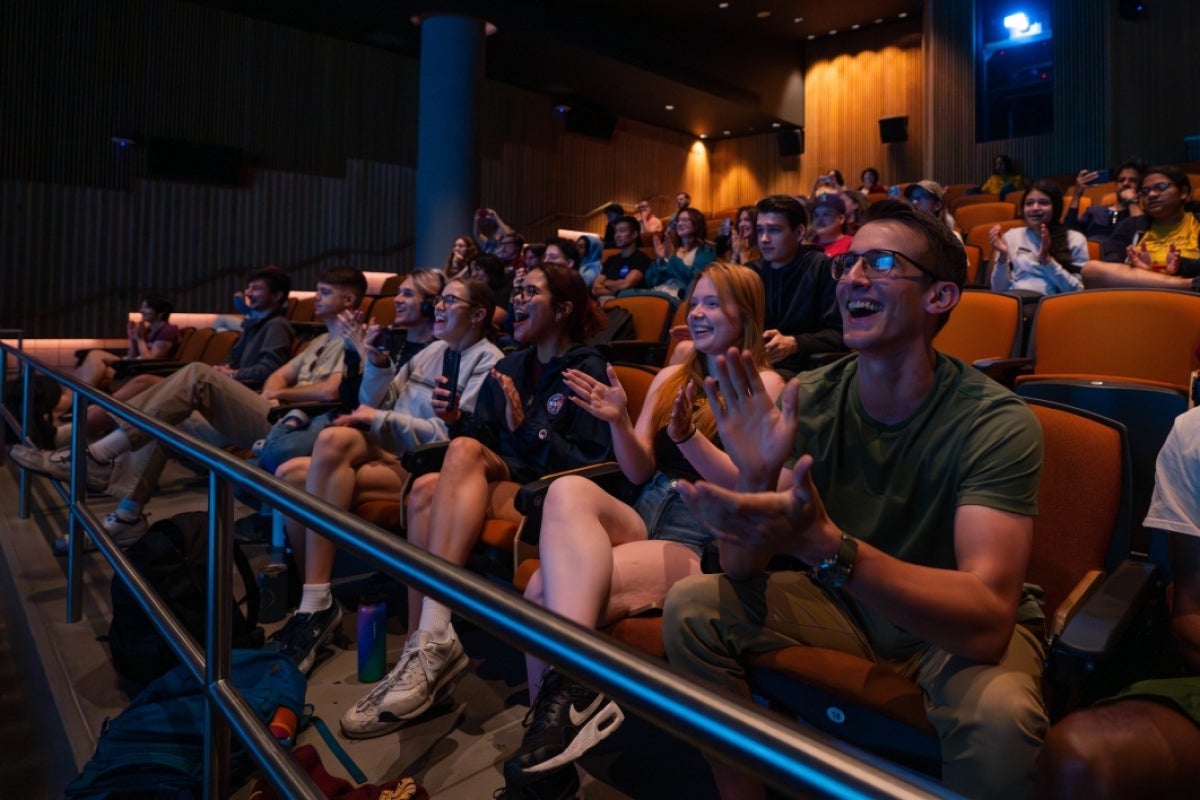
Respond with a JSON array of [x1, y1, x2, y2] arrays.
[[513, 285, 544, 301], [830, 249, 937, 281], [1139, 181, 1176, 197], [434, 294, 475, 309]]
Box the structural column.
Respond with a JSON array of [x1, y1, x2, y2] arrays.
[[414, 14, 486, 269]]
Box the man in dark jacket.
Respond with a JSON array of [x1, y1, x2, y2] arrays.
[[750, 195, 845, 378]]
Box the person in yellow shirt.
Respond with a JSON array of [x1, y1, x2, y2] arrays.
[[1083, 165, 1200, 292]]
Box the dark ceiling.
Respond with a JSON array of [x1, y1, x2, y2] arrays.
[[185, 1, 922, 139]]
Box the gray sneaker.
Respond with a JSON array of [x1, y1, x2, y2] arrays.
[[8, 444, 115, 492], [52, 512, 149, 555], [339, 627, 468, 739], [264, 603, 344, 674]]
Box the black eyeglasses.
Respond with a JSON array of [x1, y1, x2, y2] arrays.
[[1139, 181, 1176, 197], [514, 285, 544, 301], [830, 250, 937, 281], [435, 294, 475, 309]]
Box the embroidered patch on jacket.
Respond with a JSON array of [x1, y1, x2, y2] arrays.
[[546, 393, 565, 415]]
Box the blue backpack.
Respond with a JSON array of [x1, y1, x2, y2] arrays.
[[64, 649, 306, 799]]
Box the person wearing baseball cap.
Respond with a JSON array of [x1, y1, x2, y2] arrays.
[[904, 180, 961, 239], [809, 192, 853, 256]]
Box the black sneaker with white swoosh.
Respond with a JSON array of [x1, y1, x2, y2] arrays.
[[502, 668, 625, 789]]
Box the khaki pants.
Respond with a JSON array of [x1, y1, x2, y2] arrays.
[[111, 363, 273, 503], [663, 571, 1048, 800]]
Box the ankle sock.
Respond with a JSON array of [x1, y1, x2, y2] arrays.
[[298, 583, 333, 615], [114, 500, 143, 523], [417, 599, 453, 641]]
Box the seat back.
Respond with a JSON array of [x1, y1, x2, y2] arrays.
[[1017, 380, 1186, 564], [1024, 399, 1132, 615], [950, 192, 1001, 211], [369, 295, 398, 327], [933, 289, 1022, 363], [955, 202, 1017, 233], [174, 327, 214, 363], [965, 219, 1024, 265], [611, 363, 660, 424], [963, 243, 983, 286], [1025, 289, 1200, 393], [199, 329, 240, 365], [289, 295, 316, 323], [605, 295, 672, 342]]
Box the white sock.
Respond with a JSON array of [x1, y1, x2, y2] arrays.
[[115, 500, 143, 522], [89, 429, 131, 462], [298, 583, 332, 615], [418, 599, 453, 641]]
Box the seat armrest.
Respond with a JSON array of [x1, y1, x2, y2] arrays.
[[1048, 569, 1105, 642], [513, 462, 626, 517], [972, 356, 1033, 387], [111, 359, 187, 380], [1055, 559, 1162, 658], [400, 441, 449, 476]]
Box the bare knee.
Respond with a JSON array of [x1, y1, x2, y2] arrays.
[[311, 426, 363, 463], [523, 569, 545, 606], [275, 457, 310, 488], [542, 476, 607, 525], [1036, 711, 1117, 799], [440, 436, 489, 475], [405, 473, 440, 542]]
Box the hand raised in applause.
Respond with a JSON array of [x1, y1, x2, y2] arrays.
[[1127, 243, 1154, 270], [491, 369, 524, 431], [702, 347, 798, 491], [988, 224, 1010, 261], [564, 365, 629, 426], [666, 379, 697, 443], [1035, 223, 1052, 264]]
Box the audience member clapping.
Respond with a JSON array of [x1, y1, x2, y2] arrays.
[[989, 180, 1086, 295]]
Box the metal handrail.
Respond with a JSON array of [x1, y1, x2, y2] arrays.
[[2, 343, 954, 800]]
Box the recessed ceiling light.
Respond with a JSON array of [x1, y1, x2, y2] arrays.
[[807, 34, 816, 40], [899, 12, 908, 18], [756, 10, 771, 18], [772, 122, 781, 128], [718, 1, 728, 7], [665, 104, 675, 110], [875, 18, 884, 23], [699, 134, 708, 139], [829, 29, 837, 35], [794, 17, 803, 23], [723, 130, 731, 135], [851, 23, 860, 30]]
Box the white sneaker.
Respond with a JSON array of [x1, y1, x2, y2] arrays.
[[339, 627, 468, 739], [52, 512, 148, 555]]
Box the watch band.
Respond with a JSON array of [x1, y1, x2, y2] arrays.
[[812, 534, 858, 589]]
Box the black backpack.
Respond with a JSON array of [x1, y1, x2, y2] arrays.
[[106, 511, 264, 685], [3, 373, 61, 448]]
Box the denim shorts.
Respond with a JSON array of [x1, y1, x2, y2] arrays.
[[633, 471, 713, 555]]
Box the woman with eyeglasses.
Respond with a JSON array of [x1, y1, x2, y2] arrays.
[[498, 262, 784, 797], [646, 207, 716, 300], [443, 235, 478, 279], [1082, 165, 1200, 291], [337, 263, 614, 739], [988, 180, 1086, 295], [268, 277, 504, 673]]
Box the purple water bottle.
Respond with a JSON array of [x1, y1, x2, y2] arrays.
[[357, 597, 387, 683]]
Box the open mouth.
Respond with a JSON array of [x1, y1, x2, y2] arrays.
[[847, 299, 882, 319], [513, 310, 530, 324]]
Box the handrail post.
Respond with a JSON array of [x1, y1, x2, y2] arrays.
[[17, 361, 35, 518], [65, 389, 90, 622], [205, 473, 234, 800]]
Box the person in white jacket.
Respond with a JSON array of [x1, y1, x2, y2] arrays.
[[267, 277, 504, 673], [989, 180, 1087, 295]]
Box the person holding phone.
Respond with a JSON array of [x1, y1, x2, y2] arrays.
[[338, 263, 614, 739], [267, 277, 504, 674], [499, 263, 784, 798], [1065, 158, 1146, 244]]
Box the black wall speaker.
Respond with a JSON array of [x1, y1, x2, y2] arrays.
[[879, 116, 909, 144], [777, 128, 804, 157], [564, 107, 618, 140], [147, 139, 246, 185], [1118, 0, 1146, 20]]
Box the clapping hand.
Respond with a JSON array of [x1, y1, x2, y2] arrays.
[[1035, 223, 1052, 263], [1127, 243, 1154, 270], [564, 365, 628, 426], [988, 224, 1010, 261], [491, 369, 524, 431], [1166, 244, 1181, 275], [666, 379, 698, 442]]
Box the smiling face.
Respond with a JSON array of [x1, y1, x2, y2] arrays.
[[542, 244, 570, 267], [432, 280, 480, 350], [243, 278, 282, 313], [835, 221, 941, 356], [1022, 189, 1054, 229], [736, 210, 754, 238], [511, 268, 562, 345], [613, 220, 637, 249], [687, 276, 741, 355], [756, 211, 804, 267], [392, 277, 427, 327]]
